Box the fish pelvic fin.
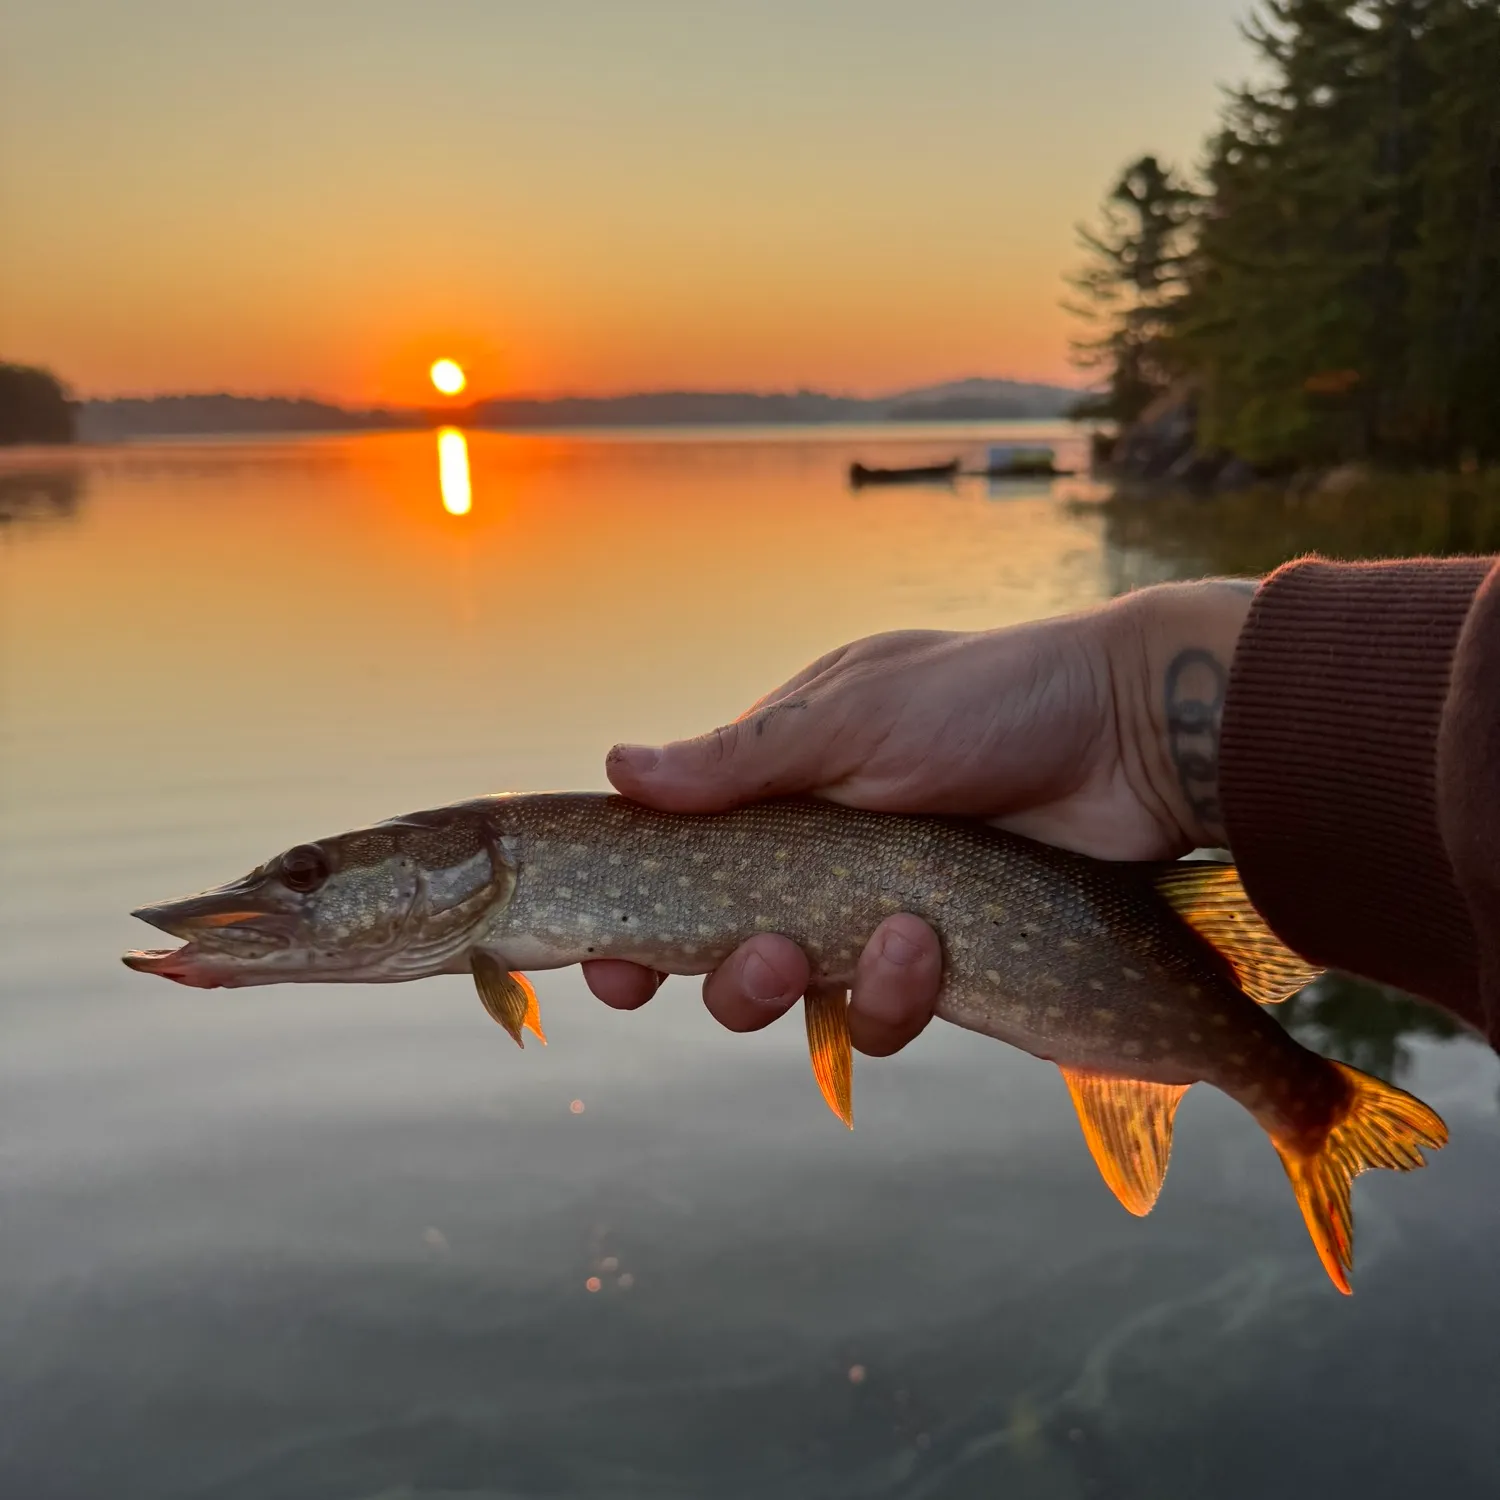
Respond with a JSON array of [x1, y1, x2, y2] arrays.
[[804, 983, 853, 1129], [1272, 1061, 1446, 1295], [1151, 861, 1323, 1005], [1060, 1067, 1189, 1216], [473, 953, 546, 1047], [521, 979, 547, 1044]]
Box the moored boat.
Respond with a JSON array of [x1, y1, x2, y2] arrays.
[[849, 458, 960, 487], [982, 444, 1069, 477]]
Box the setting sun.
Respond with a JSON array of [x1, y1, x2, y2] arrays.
[[429, 358, 467, 396]]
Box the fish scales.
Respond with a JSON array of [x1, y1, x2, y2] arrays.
[[482, 796, 1306, 1097], [124, 790, 1449, 1292]]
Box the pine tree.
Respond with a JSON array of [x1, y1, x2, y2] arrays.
[[1177, 1, 1411, 465], [1066, 156, 1198, 425], [1401, 0, 1500, 462], [1074, 0, 1500, 470]]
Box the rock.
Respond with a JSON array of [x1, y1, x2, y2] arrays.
[[1315, 462, 1373, 496], [1214, 456, 1258, 491], [1107, 381, 1198, 481]]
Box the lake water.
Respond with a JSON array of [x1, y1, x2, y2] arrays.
[[3, 425, 1498, 1498]]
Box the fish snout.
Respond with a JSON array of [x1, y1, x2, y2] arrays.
[[130, 882, 294, 943], [124, 879, 301, 987]]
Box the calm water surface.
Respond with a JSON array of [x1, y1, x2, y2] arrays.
[[2, 427, 1498, 1498]]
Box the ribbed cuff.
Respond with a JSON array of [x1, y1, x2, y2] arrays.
[[1221, 557, 1491, 1025], [1437, 564, 1500, 1044]]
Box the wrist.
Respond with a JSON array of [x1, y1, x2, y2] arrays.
[[1107, 579, 1256, 851]]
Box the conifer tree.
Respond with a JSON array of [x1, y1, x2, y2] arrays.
[[1072, 0, 1500, 469], [1067, 155, 1197, 425]]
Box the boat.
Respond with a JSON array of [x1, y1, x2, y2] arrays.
[[980, 444, 1070, 478], [849, 459, 960, 487]]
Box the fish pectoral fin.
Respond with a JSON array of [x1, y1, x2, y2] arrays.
[[473, 953, 546, 1048], [1060, 1067, 1190, 1216], [804, 982, 853, 1129], [1271, 1060, 1446, 1295], [1151, 861, 1323, 1005]]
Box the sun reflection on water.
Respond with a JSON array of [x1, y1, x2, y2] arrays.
[[437, 427, 472, 515]]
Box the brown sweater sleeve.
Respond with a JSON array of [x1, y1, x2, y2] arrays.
[[1220, 556, 1500, 1045]]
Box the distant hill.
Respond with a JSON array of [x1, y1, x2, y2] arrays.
[[77, 378, 1078, 441], [879, 376, 1082, 415], [76, 394, 425, 443], [468, 389, 873, 428]]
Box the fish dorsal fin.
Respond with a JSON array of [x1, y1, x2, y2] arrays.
[[1151, 861, 1323, 1005], [1060, 1067, 1190, 1216], [473, 953, 547, 1048]]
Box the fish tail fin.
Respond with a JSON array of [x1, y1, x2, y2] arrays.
[[1271, 1061, 1447, 1294]]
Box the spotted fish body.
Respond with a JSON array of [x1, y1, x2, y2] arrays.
[[475, 799, 1306, 1097], [124, 792, 1447, 1292]]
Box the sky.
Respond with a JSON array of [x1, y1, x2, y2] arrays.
[[0, 0, 1254, 404]]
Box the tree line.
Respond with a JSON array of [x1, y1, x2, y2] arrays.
[[1072, 0, 1500, 470], [0, 363, 74, 445]]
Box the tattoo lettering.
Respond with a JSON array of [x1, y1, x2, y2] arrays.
[[1164, 648, 1229, 839], [750, 697, 809, 736]]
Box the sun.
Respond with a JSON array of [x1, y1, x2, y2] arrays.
[[429, 358, 466, 396]]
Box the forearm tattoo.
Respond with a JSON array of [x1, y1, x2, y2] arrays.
[[1164, 648, 1229, 842]]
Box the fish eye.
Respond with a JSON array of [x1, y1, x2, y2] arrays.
[[279, 844, 330, 894]]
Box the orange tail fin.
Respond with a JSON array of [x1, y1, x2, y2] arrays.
[[1272, 1061, 1447, 1294]]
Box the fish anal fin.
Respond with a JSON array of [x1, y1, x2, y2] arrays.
[[473, 953, 545, 1047], [804, 983, 853, 1128], [1272, 1060, 1446, 1295], [1060, 1067, 1189, 1216], [1152, 861, 1323, 1005]]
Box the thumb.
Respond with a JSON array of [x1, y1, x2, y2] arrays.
[[606, 703, 838, 812]]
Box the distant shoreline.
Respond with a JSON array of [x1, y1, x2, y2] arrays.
[[35, 418, 1080, 454], [73, 379, 1080, 444]]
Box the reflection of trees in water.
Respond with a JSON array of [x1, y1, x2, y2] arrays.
[[1088, 472, 1500, 593], [1277, 973, 1467, 1085], [0, 468, 86, 529], [87, 444, 355, 484]]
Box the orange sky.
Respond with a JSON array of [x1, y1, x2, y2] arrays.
[[0, 1, 1253, 404]]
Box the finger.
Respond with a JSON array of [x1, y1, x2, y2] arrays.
[[701, 935, 810, 1033], [583, 959, 667, 1011], [847, 913, 943, 1057], [605, 688, 845, 813]]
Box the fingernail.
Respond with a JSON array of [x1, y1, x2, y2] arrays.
[[609, 744, 660, 775], [879, 927, 923, 967], [741, 952, 785, 1002]]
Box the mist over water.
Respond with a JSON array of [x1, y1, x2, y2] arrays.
[[2, 426, 1496, 1498]]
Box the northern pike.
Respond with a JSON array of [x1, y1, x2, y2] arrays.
[[123, 793, 1446, 1292]]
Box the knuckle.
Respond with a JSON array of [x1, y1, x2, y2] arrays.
[[705, 722, 741, 764]]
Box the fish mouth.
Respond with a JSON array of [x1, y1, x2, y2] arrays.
[[124, 884, 297, 987], [121, 942, 224, 988]]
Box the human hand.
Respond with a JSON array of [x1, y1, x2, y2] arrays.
[[584, 579, 1254, 1054]]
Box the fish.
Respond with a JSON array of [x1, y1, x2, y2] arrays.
[[123, 792, 1446, 1292]]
